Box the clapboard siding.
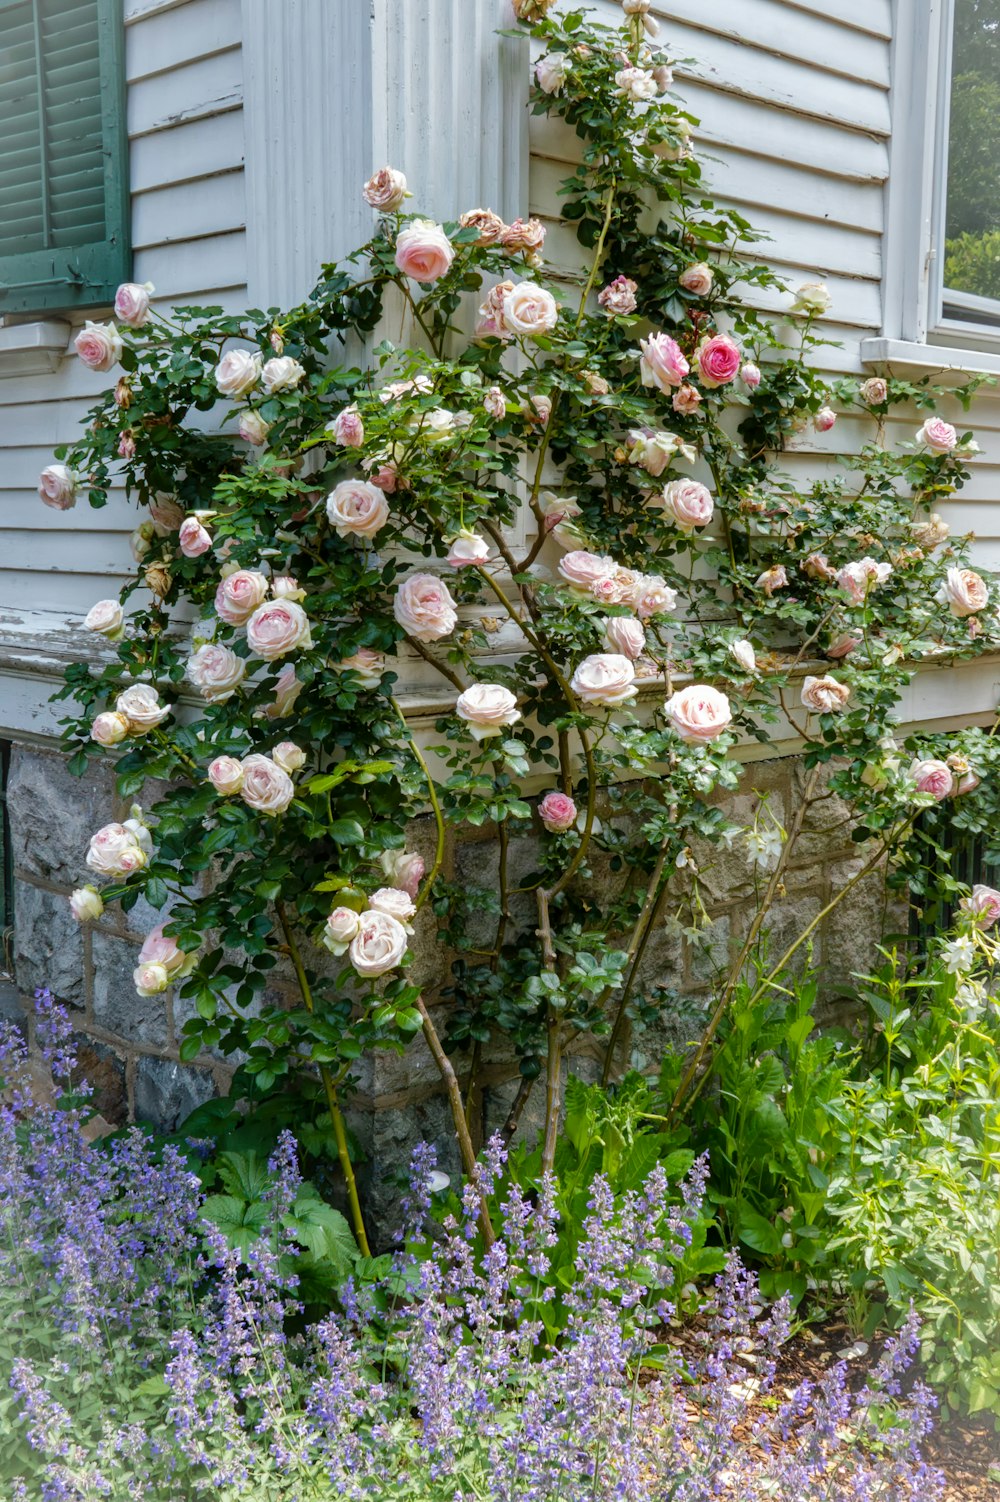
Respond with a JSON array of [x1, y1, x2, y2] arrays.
[[0, 0, 245, 610]]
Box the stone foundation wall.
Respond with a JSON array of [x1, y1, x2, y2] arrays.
[[7, 740, 904, 1230]]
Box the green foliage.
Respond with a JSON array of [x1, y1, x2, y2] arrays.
[[945, 229, 1000, 301]]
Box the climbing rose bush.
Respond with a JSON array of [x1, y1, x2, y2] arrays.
[[47, 0, 996, 1247]]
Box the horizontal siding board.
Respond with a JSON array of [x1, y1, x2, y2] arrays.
[[131, 168, 245, 248], [126, 49, 241, 137], [130, 108, 244, 193], [0, 571, 131, 613], [0, 530, 134, 573], [776, 0, 892, 37], [125, 0, 242, 81], [132, 233, 247, 298], [648, 0, 890, 84]]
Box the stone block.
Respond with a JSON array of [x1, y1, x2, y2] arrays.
[[8, 746, 114, 886], [91, 931, 168, 1046], [751, 889, 826, 982], [14, 880, 85, 1007], [73, 1034, 128, 1125], [0, 979, 26, 1036], [134, 1056, 216, 1132], [627, 991, 711, 1076], [631, 919, 684, 996], [823, 858, 890, 992], [687, 914, 732, 987]]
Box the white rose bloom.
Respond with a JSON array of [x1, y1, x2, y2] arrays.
[[116, 683, 171, 733], [215, 349, 263, 398], [730, 639, 757, 675], [800, 675, 850, 713], [84, 600, 125, 639], [323, 906, 363, 956], [239, 754, 295, 816], [86, 822, 150, 877], [368, 887, 417, 930], [455, 683, 521, 739], [69, 887, 104, 923], [187, 643, 246, 702], [349, 909, 409, 978], [261, 356, 306, 394], [570, 653, 638, 707], [502, 282, 559, 338]]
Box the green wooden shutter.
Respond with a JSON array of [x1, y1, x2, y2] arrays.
[[0, 0, 129, 315]]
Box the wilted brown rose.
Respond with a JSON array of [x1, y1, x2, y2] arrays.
[[143, 562, 172, 599]]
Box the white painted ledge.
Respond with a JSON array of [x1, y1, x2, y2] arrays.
[[0, 321, 71, 378], [860, 337, 1000, 379]]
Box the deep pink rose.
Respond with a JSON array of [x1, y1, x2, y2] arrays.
[[696, 333, 741, 389], [539, 791, 577, 832]]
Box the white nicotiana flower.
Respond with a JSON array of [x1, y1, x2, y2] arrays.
[[942, 934, 976, 974], [745, 826, 784, 871]]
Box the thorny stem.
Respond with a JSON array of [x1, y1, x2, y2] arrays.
[[415, 995, 495, 1246], [275, 900, 371, 1257], [403, 632, 467, 693], [601, 839, 675, 1085]]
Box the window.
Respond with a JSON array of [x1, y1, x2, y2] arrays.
[[0, 0, 129, 316], [942, 0, 1000, 326]]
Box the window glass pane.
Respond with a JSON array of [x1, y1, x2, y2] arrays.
[[945, 0, 1000, 303]]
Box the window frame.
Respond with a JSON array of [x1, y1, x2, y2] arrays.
[[0, 0, 130, 318]]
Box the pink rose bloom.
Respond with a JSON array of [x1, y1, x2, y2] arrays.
[[394, 573, 458, 641], [264, 664, 303, 719], [801, 675, 850, 713], [38, 463, 77, 510], [188, 643, 245, 702], [484, 386, 506, 420], [679, 262, 713, 296], [272, 575, 305, 601], [91, 711, 130, 747], [138, 923, 194, 978], [696, 333, 741, 389], [639, 332, 689, 393], [336, 648, 385, 685], [558, 550, 617, 593], [740, 363, 762, 389], [909, 757, 954, 801], [960, 884, 1000, 928], [476, 280, 515, 340], [503, 282, 558, 337], [455, 683, 521, 740], [208, 755, 245, 795], [246, 599, 312, 660], [601, 616, 645, 659], [672, 384, 702, 415], [803, 552, 836, 582], [118, 431, 136, 460], [730, 639, 756, 674], [755, 565, 788, 596], [134, 962, 170, 998], [363, 166, 407, 211], [570, 653, 637, 707], [837, 557, 892, 604], [625, 428, 691, 477], [215, 349, 262, 398], [179, 517, 212, 558], [539, 791, 577, 832], [664, 684, 732, 742], [661, 478, 714, 531], [860, 377, 888, 406], [330, 405, 365, 446], [380, 848, 425, 898], [598, 276, 638, 317], [395, 219, 454, 282], [936, 566, 989, 618], [368, 887, 417, 927], [500, 217, 547, 256], [323, 906, 362, 956], [74, 320, 122, 372], [149, 494, 184, 533], [826, 630, 861, 659], [115, 683, 170, 732], [814, 407, 837, 433], [527, 393, 552, 426], [460, 208, 506, 245], [916, 417, 958, 453], [239, 410, 270, 445], [632, 574, 678, 618], [114, 281, 154, 328], [84, 599, 124, 639], [349, 910, 409, 977], [446, 532, 490, 568], [272, 740, 306, 774], [240, 753, 295, 816], [368, 463, 399, 493], [86, 822, 150, 877], [215, 570, 269, 626], [326, 479, 389, 540]]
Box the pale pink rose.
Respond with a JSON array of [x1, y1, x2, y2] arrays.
[[261, 356, 306, 395], [527, 393, 552, 426], [84, 600, 124, 639], [639, 332, 689, 393], [86, 822, 150, 877], [460, 208, 506, 245], [625, 428, 692, 477], [960, 884, 1000, 928], [188, 643, 245, 702], [500, 218, 547, 256], [394, 573, 458, 641], [740, 363, 762, 389], [239, 410, 270, 445], [265, 664, 303, 719], [484, 386, 506, 420], [326, 479, 390, 540], [363, 166, 407, 211], [661, 478, 714, 531], [911, 514, 950, 549], [215, 349, 262, 398], [814, 407, 837, 433], [369, 463, 399, 493], [948, 754, 980, 795], [368, 887, 417, 927], [148, 494, 184, 533], [69, 887, 103, 923], [476, 280, 515, 339], [330, 405, 364, 446], [335, 648, 385, 686], [134, 962, 170, 998], [538, 791, 577, 832], [679, 262, 713, 296], [601, 616, 645, 659], [455, 683, 521, 739], [558, 550, 617, 593], [378, 374, 434, 404], [349, 909, 409, 977], [272, 575, 305, 601], [118, 431, 136, 460], [582, 370, 610, 396], [179, 517, 213, 558], [860, 376, 888, 406], [395, 219, 454, 282], [916, 416, 958, 453], [116, 683, 170, 732], [91, 711, 130, 747], [598, 276, 638, 317], [240, 753, 295, 816], [755, 565, 789, 596], [246, 599, 312, 660], [38, 463, 77, 511], [380, 848, 425, 898], [664, 684, 732, 741], [215, 570, 269, 626], [837, 557, 892, 604], [936, 566, 989, 618], [270, 328, 285, 354], [589, 572, 632, 606], [323, 906, 363, 955], [502, 282, 558, 337], [632, 574, 678, 618], [730, 639, 756, 674], [826, 630, 862, 659], [540, 491, 583, 546], [800, 674, 850, 713], [272, 740, 306, 774], [672, 384, 702, 415], [446, 532, 490, 568], [696, 333, 741, 389], [74, 321, 122, 372], [909, 757, 954, 801], [571, 653, 637, 707], [208, 755, 245, 795], [790, 282, 831, 316], [803, 552, 836, 582], [616, 65, 657, 101], [138, 923, 194, 977], [535, 52, 568, 92], [114, 281, 154, 328]]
